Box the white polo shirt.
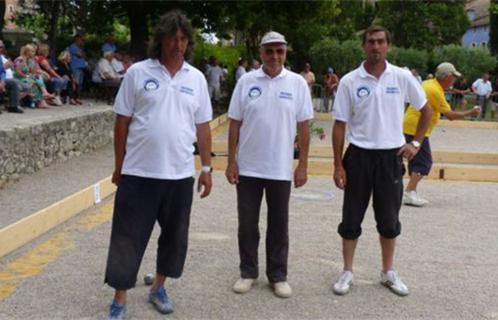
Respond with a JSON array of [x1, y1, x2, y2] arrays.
[[228, 67, 314, 181], [114, 59, 212, 179], [472, 78, 492, 97], [333, 61, 427, 149]]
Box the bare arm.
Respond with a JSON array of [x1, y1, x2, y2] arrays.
[[443, 107, 480, 121], [225, 119, 242, 184], [294, 120, 310, 188], [112, 114, 132, 185], [332, 120, 346, 189], [196, 122, 213, 198]]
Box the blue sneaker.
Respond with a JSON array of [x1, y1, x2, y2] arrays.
[[148, 286, 174, 314], [108, 300, 126, 320]]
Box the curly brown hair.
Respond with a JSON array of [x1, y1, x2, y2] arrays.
[[148, 10, 195, 60]]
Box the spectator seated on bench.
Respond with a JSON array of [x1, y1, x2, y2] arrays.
[[92, 51, 121, 104]]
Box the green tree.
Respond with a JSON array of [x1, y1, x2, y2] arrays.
[[387, 47, 428, 74], [376, 0, 469, 51], [309, 38, 364, 77], [489, 0, 498, 55]]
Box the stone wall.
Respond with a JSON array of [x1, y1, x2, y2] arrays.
[[0, 110, 114, 187]]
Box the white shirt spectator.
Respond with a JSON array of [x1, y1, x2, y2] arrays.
[[235, 65, 246, 82], [205, 65, 224, 87], [1, 55, 13, 79], [111, 58, 125, 77], [114, 59, 212, 179], [228, 67, 314, 181], [97, 57, 119, 80], [333, 61, 427, 149], [472, 78, 492, 97]]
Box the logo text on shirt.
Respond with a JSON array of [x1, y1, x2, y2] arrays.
[[279, 92, 293, 100], [386, 86, 400, 94], [179, 86, 194, 96]]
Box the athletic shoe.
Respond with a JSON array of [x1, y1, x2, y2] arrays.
[[403, 191, 429, 207], [232, 278, 256, 294], [380, 270, 409, 296], [333, 270, 353, 295], [148, 286, 174, 314], [271, 281, 292, 298], [108, 300, 126, 320]]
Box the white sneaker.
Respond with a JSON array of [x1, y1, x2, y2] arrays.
[[380, 270, 409, 296], [271, 281, 292, 298], [403, 191, 429, 207], [232, 278, 256, 294], [333, 271, 353, 295]]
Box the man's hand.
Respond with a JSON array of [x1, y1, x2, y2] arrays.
[[294, 165, 307, 188], [197, 172, 212, 198], [111, 170, 121, 186], [225, 162, 239, 184], [0, 81, 6, 93], [470, 106, 482, 116], [333, 165, 347, 190], [398, 143, 419, 160]]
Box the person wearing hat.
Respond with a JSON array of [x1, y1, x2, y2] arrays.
[[332, 25, 433, 297], [402, 62, 481, 207], [226, 30, 313, 298]]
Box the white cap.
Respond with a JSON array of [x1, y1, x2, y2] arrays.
[[260, 31, 287, 46], [435, 62, 462, 78]]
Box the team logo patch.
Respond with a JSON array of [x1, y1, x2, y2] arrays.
[[279, 91, 293, 100], [386, 86, 400, 94], [179, 86, 194, 96], [248, 86, 262, 98], [144, 79, 159, 91], [356, 86, 370, 98]]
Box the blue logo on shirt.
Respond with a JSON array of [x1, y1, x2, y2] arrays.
[[356, 86, 370, 98], [248, 86, 262, 98], [386, 86, 400, 94], [144, 79, 159, 91], [179, 86, 194, 96], [279, 92, 293, 100]]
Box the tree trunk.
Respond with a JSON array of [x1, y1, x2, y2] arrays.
[[126, 1, 148, 60], [48, 0, 60, 53], [0, 0, 5, 40]]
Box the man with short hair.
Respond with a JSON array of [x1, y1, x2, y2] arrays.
[[472, 73, 492, 119], [235, 58, 247, 81], [104, 10, 213, 319], [403, 63, 481, 206], [331, 25, 432, 297], [205, 56, 224, 108], [226, 31, 313, 299], [300, 62, 315, 94]]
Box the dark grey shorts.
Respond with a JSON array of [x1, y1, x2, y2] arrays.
[[104, 175, 194, 290], [405, 134, 432, 176]]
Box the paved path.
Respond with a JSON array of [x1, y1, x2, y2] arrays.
[[1, 172, 498, 319]]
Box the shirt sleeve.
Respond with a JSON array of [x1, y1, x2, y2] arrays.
[[332, 80, 352, 122], [195, 76, 213, 124], [432, 88, 452, 114], [404, 74, 427, 110], [228, 80, 243, 120], [113, 68, 136, 117], [296, 77, 314, 122]]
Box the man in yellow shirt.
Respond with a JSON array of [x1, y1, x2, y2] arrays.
[[403, 62, 481, 206]]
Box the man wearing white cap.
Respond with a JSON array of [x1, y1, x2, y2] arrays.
[[226, 31, 313, 298], [402, 62, 481, 206]]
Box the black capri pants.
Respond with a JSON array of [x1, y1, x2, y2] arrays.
[[338, 144, 404, 240], [105, 175, 194, 290]]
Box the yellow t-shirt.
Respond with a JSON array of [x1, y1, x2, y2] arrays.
[[403, 78, 451, 136]]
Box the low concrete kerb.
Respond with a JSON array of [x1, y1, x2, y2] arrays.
[[0, 113, 230, 259]]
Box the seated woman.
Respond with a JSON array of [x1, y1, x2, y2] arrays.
[[14, 44, 54, 109], [56, 50, 81, 105], [36, 43, 67, 105]]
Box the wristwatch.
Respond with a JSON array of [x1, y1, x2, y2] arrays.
[[410, 140, 421, 149], [201, 165, 213, 174]]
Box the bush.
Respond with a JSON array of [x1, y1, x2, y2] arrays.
[[309, 38, 364, 79], [387, 47, 428, 75]]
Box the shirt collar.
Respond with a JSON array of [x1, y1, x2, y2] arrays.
[[148, 59, 190, 73], [359, 60, 393, 78], [255, 66, 289, 79]]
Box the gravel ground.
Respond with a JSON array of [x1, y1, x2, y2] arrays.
[[1, 173, 498, 319]]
